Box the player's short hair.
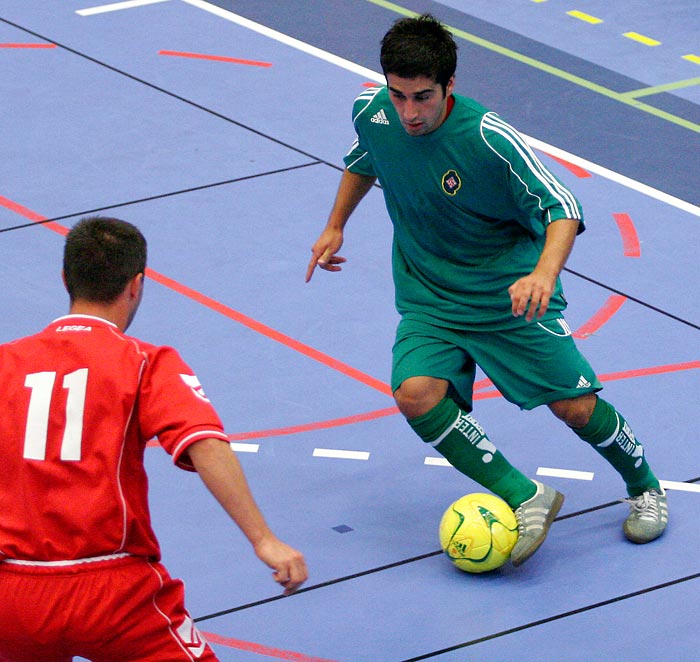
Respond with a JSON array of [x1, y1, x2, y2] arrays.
[[63, 216, 147, 303], [380, 14, 457, 93]]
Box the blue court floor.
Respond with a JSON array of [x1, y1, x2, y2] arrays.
[[1, 1, 699, 660]]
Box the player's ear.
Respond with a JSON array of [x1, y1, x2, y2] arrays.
[[128, 272, 145, 300], [445, 76, 455, 96]]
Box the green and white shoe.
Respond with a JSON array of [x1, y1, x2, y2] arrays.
[[511, 480, 565, 567], [623, 488, 668, 544]]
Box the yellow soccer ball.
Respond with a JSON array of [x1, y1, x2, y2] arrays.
[[439, 493, 519, 573]]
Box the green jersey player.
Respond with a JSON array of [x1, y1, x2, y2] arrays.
[[306, 14, 667, 566]]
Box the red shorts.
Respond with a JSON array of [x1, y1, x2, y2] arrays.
[[0, 556, 218, 662]]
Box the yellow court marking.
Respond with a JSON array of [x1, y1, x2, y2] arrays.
[[566, 10, 603, 25], [621, 77, 700, 99], [365, 0, 699, 133], [683, 54, 700, 65], [623, 31, 662, 46]]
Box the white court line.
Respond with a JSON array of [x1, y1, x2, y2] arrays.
[[537, 466, 595, 481], [180, 0, 381, 82], [230, 442, 259, 453], [313, 448, 370, 461], [77, 0, 171, 16], [183, 0, 700, 219], [425, 457, 451, 467], [660, 479, 700, 493], [522, 134, 700, 218]]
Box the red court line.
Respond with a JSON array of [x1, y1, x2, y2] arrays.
[[145, 269, 392, 396], [599, 360, 700, 383], [0, 196, 686, 413], [229, 406, 399, 441], [541, 152, 591, 178], [228, 377, 498, 440], [612, 212, 641, 257], [203, 631, 337, 661], [159, 50, 272, 67], [573, 294, 627, 338], [0, 196, 391, 396], [224, 363, 700, 441], [0, 196, 67, 233], [0, 43, 56, 49]]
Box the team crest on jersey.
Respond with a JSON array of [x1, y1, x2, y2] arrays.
[[180, 374, 211, 402], [441, 169, 462, 196]]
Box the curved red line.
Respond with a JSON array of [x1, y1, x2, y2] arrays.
[[229, 406, 399, 440], [202, 631, 337, 661], [573, 294, 627, 338], [228, 377, 500, 439], [159, 50, 272, 67], [145, 361, 700, 445], [613, 212, 641, 257], [3, 198, 694, 441]]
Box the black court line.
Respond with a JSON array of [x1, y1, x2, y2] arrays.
[[0, 163, 322, 234], [4, 20, 698, 337], [194, 477, 700, 625], [399, 570, 700, 661], [0, 17, 339, 165], [565, 268, 700, 333]]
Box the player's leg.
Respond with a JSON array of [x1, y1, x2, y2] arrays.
[[395, 377, 535, 507], [550, 394, 666, 543], [0, 565, 73, 662], [80, 558, 219, 662], [391, 319, 563, 565], [392, 319, 537, 505], [472, 315, 666, 544]]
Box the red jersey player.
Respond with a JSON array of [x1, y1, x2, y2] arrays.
[[0, 216, 307, 662]]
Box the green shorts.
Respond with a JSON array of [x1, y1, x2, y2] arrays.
[[391, 315, 602, 411]]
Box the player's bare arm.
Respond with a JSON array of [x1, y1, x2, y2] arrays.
[[305, 169, 377, 282], [188, 438, 308, 595], [508, 218, 580, 321]]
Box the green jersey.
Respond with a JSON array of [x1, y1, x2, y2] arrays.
[[343, 87, 584, 330]]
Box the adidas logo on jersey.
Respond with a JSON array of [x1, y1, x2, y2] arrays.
[[576, 375, 592, 389], [370, 109, 390, 125]]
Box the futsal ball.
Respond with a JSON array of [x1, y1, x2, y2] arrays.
[[439, 493, 519, 573]]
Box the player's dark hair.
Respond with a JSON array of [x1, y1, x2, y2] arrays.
[[63, 216, 147, 303], [380, 14, 457, 93]]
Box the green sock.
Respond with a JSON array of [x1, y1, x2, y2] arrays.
[[409, 397, 536, 508], [572, 397, 660, 497]]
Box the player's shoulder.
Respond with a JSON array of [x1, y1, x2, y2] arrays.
[[453, 92, 492, 118], [125, 334, 192, 373], [351, 85, 389, 123]]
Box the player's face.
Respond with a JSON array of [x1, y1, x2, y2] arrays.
[[386, 74, 455, 136]]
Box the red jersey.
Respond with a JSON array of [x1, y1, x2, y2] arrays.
[[0, 315, 229, 562]]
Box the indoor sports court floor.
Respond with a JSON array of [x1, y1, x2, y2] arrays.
[[2, 1, 699, 660]]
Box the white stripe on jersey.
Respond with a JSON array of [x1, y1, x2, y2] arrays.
[[345, 87, 384, 171], [4, 553, 131, 567], [344, 138, 371, 170], [352, 86, 384, 124], [481, 113, 582, 221]]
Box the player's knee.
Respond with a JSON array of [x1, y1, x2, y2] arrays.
[[548, 393, 597, 428], [394, 376, 448, 420]]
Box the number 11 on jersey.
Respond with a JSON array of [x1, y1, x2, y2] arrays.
[[24, 368, 88, 461]]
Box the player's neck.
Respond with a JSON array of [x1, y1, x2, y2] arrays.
[[445, 94, 455, 120], [69, 301, 128, 331]]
